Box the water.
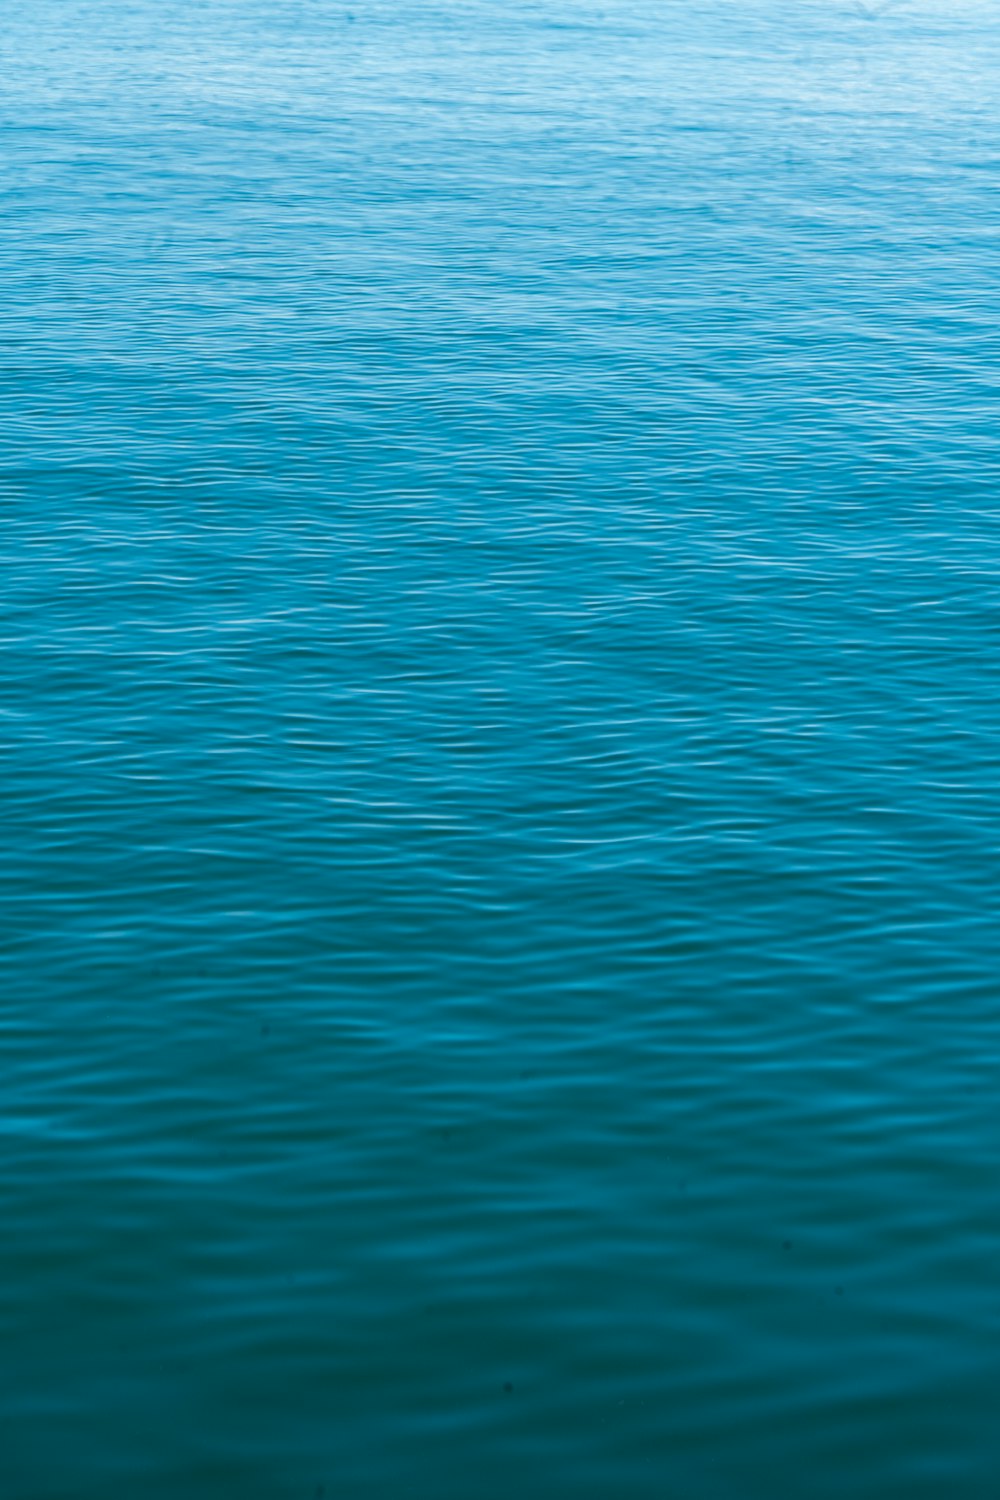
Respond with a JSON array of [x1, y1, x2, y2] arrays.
[[3, 1, 999, 1494]]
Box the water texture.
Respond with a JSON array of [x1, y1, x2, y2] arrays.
[[2, 1, 999, 1495]]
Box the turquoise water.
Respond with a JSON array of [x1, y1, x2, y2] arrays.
[[3, 1, 1000, 1495]]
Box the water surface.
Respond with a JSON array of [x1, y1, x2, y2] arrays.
[[3, 2, 1000, 1496]]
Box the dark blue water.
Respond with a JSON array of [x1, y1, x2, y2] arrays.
[[3, 1, 999, 1495]]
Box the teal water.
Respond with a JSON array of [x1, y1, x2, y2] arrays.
[[3, 1, 1000, 1495]]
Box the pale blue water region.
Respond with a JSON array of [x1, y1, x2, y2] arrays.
[[2, 0, 1000, 1495]]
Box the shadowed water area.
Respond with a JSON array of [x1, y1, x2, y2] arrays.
[[3, 0, 999, 1495]]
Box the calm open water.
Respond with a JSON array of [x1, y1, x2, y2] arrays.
[[3, 1, 999, 1495]]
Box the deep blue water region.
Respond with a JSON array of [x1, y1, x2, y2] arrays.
[[2, 1, 1000, 1496]]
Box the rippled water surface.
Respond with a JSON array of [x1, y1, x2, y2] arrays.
[[3, 1, 1000, 1495]]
